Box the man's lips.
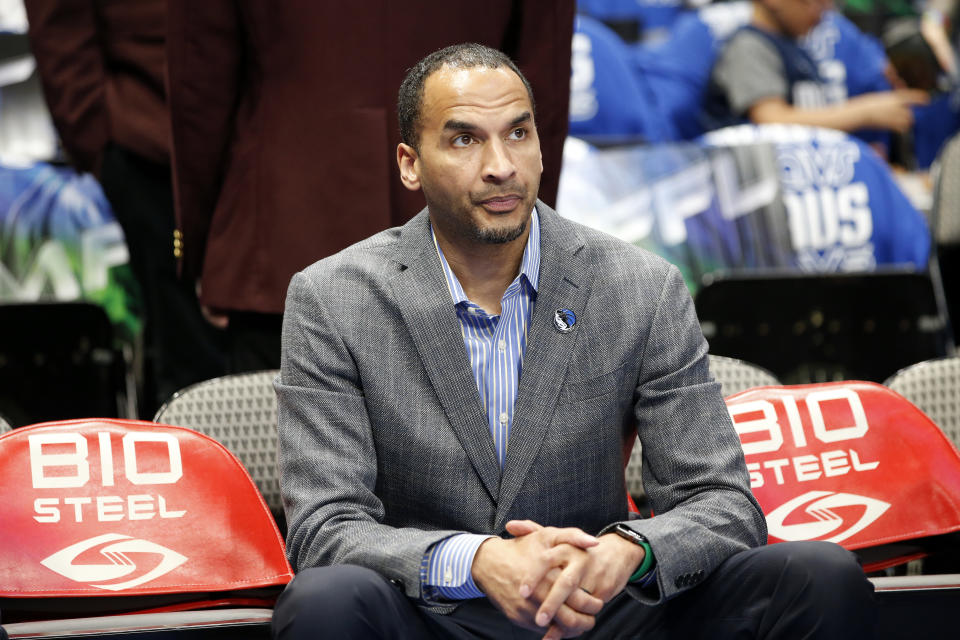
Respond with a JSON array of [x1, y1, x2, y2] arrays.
[[478, 195, 522, 212]]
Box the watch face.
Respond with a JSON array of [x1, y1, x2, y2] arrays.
[[616, 524, 644, 544]]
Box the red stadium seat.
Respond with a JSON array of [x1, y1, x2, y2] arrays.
[[0, 418, 292, 634], [726, 381, 960, 571]]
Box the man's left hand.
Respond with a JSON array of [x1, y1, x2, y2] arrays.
[[506, 520, 646, 640]]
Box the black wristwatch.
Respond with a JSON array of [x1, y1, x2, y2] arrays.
[[608, 523, 655, 582], [610, 523, 648, 546]]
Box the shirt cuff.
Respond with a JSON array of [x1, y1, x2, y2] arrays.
[[635, 565, 658, 588], [420, 533, 493, 601]]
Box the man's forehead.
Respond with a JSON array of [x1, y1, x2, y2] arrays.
[[421, 65, 532, 124]]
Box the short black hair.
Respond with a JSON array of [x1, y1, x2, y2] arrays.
[[397, 43, 536, 151]]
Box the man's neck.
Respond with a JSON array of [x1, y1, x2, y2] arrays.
[[752, 3, 785, 36], [434, 227, 529, 316]]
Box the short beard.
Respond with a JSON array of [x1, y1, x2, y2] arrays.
[[475, 220, 527, 244]]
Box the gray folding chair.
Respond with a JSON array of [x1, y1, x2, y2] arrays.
[[706, 354, 782, 397], [885, 355, 960, 450], [930, 132, 960, 344], [154, 370, 282, 517], [625, 355, 781, 502], [930, 131, 960, 248]]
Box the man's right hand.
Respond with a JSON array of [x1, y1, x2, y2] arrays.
[[471, 524, 603, 637], [200, 304, 230, 329]]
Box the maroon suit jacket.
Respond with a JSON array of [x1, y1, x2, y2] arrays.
[[25, 0, 169, 173], [167, 0, 574, 314]]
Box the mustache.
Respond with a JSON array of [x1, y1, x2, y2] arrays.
[[471, 183, 528, 202]]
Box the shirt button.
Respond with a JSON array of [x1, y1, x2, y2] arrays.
[[498, 339, 506, 352], [499, 412, 509, 425]]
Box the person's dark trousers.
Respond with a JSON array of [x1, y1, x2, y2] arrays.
[[272, 541, 876, 639], [99, 144, 226, 416], [226, 311, 283, 373]]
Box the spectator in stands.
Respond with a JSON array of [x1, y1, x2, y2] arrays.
[[272, 43, 877, 640], [25, 0, 225, 417], [705, 0, 929, 135], [576, 0, 711, 44], [166, 0, 574, 372], [569, 15, 675, 142], [839, 0, 957, 54]]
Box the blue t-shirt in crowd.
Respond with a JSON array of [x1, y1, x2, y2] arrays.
[[802, 10, 892, 148], [577, 0, 689, 41], [569, 15, 673, 141], [628, 1, 751, 139]]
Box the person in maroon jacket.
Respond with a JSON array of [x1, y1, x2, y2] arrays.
[[166, 0, 575, 372], [25, 0, 225, 417]]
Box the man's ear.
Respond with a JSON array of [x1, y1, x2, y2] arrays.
[[397, 143, 421, 191]]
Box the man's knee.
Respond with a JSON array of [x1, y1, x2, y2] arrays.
[[759, 541, 869, 593], [272, 565, 401, 639], [753, 541, 876, 636], [710, 540, 871, 602]]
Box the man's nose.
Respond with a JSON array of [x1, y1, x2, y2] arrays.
[[482, 139, 516, 183]]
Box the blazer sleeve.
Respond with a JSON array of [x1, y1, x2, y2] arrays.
[[25, 0, 108, 174], [275, 270, 464, 601], [166, 0, 243, 282], [624, 265, 768, 604]]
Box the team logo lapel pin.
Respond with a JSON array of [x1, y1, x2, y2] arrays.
[[553, 308, 576, 333]]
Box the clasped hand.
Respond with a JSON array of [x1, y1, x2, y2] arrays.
[[471, 519, 645, 640]]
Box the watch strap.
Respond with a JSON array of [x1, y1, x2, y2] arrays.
[[628, 539, 654, 582], [607, 523, 655, 583]]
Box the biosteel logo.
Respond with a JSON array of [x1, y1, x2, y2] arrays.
[[766, 491, 890, 543], [40, 533, 187, 591]]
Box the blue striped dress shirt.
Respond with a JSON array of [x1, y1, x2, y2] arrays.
[[420, 210, 540, 601]]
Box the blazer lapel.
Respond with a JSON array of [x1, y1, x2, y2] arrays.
[[495, 204, 596, 527], [387, 210, 501, 502]]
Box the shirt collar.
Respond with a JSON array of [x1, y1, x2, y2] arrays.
[[432, 208, 541, 307]]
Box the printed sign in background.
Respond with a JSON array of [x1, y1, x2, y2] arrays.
[[0, 419, 291, 605], [0, 162, 141, 343], [557, 137, 793, 293], [702, 125, 930, 273], [557, 126, 930, 293], [726, 382, 960, 563]]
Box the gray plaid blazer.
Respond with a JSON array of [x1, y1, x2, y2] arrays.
[[276, 202, 765, 608]]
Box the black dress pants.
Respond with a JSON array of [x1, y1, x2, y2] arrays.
[[225, 311, 283, 373], [99, 144, 226, 415], [272, 541, 876, 639]]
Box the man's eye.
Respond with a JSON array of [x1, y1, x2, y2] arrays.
[[453, 134, 473, 147], [508, 128, 526, 140]]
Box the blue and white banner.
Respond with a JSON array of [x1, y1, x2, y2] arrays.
[[557, 125, 930, 293], [0, 162, 141, 341]]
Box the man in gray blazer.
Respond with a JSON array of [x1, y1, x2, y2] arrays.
[[272, 44, 875, 639]]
